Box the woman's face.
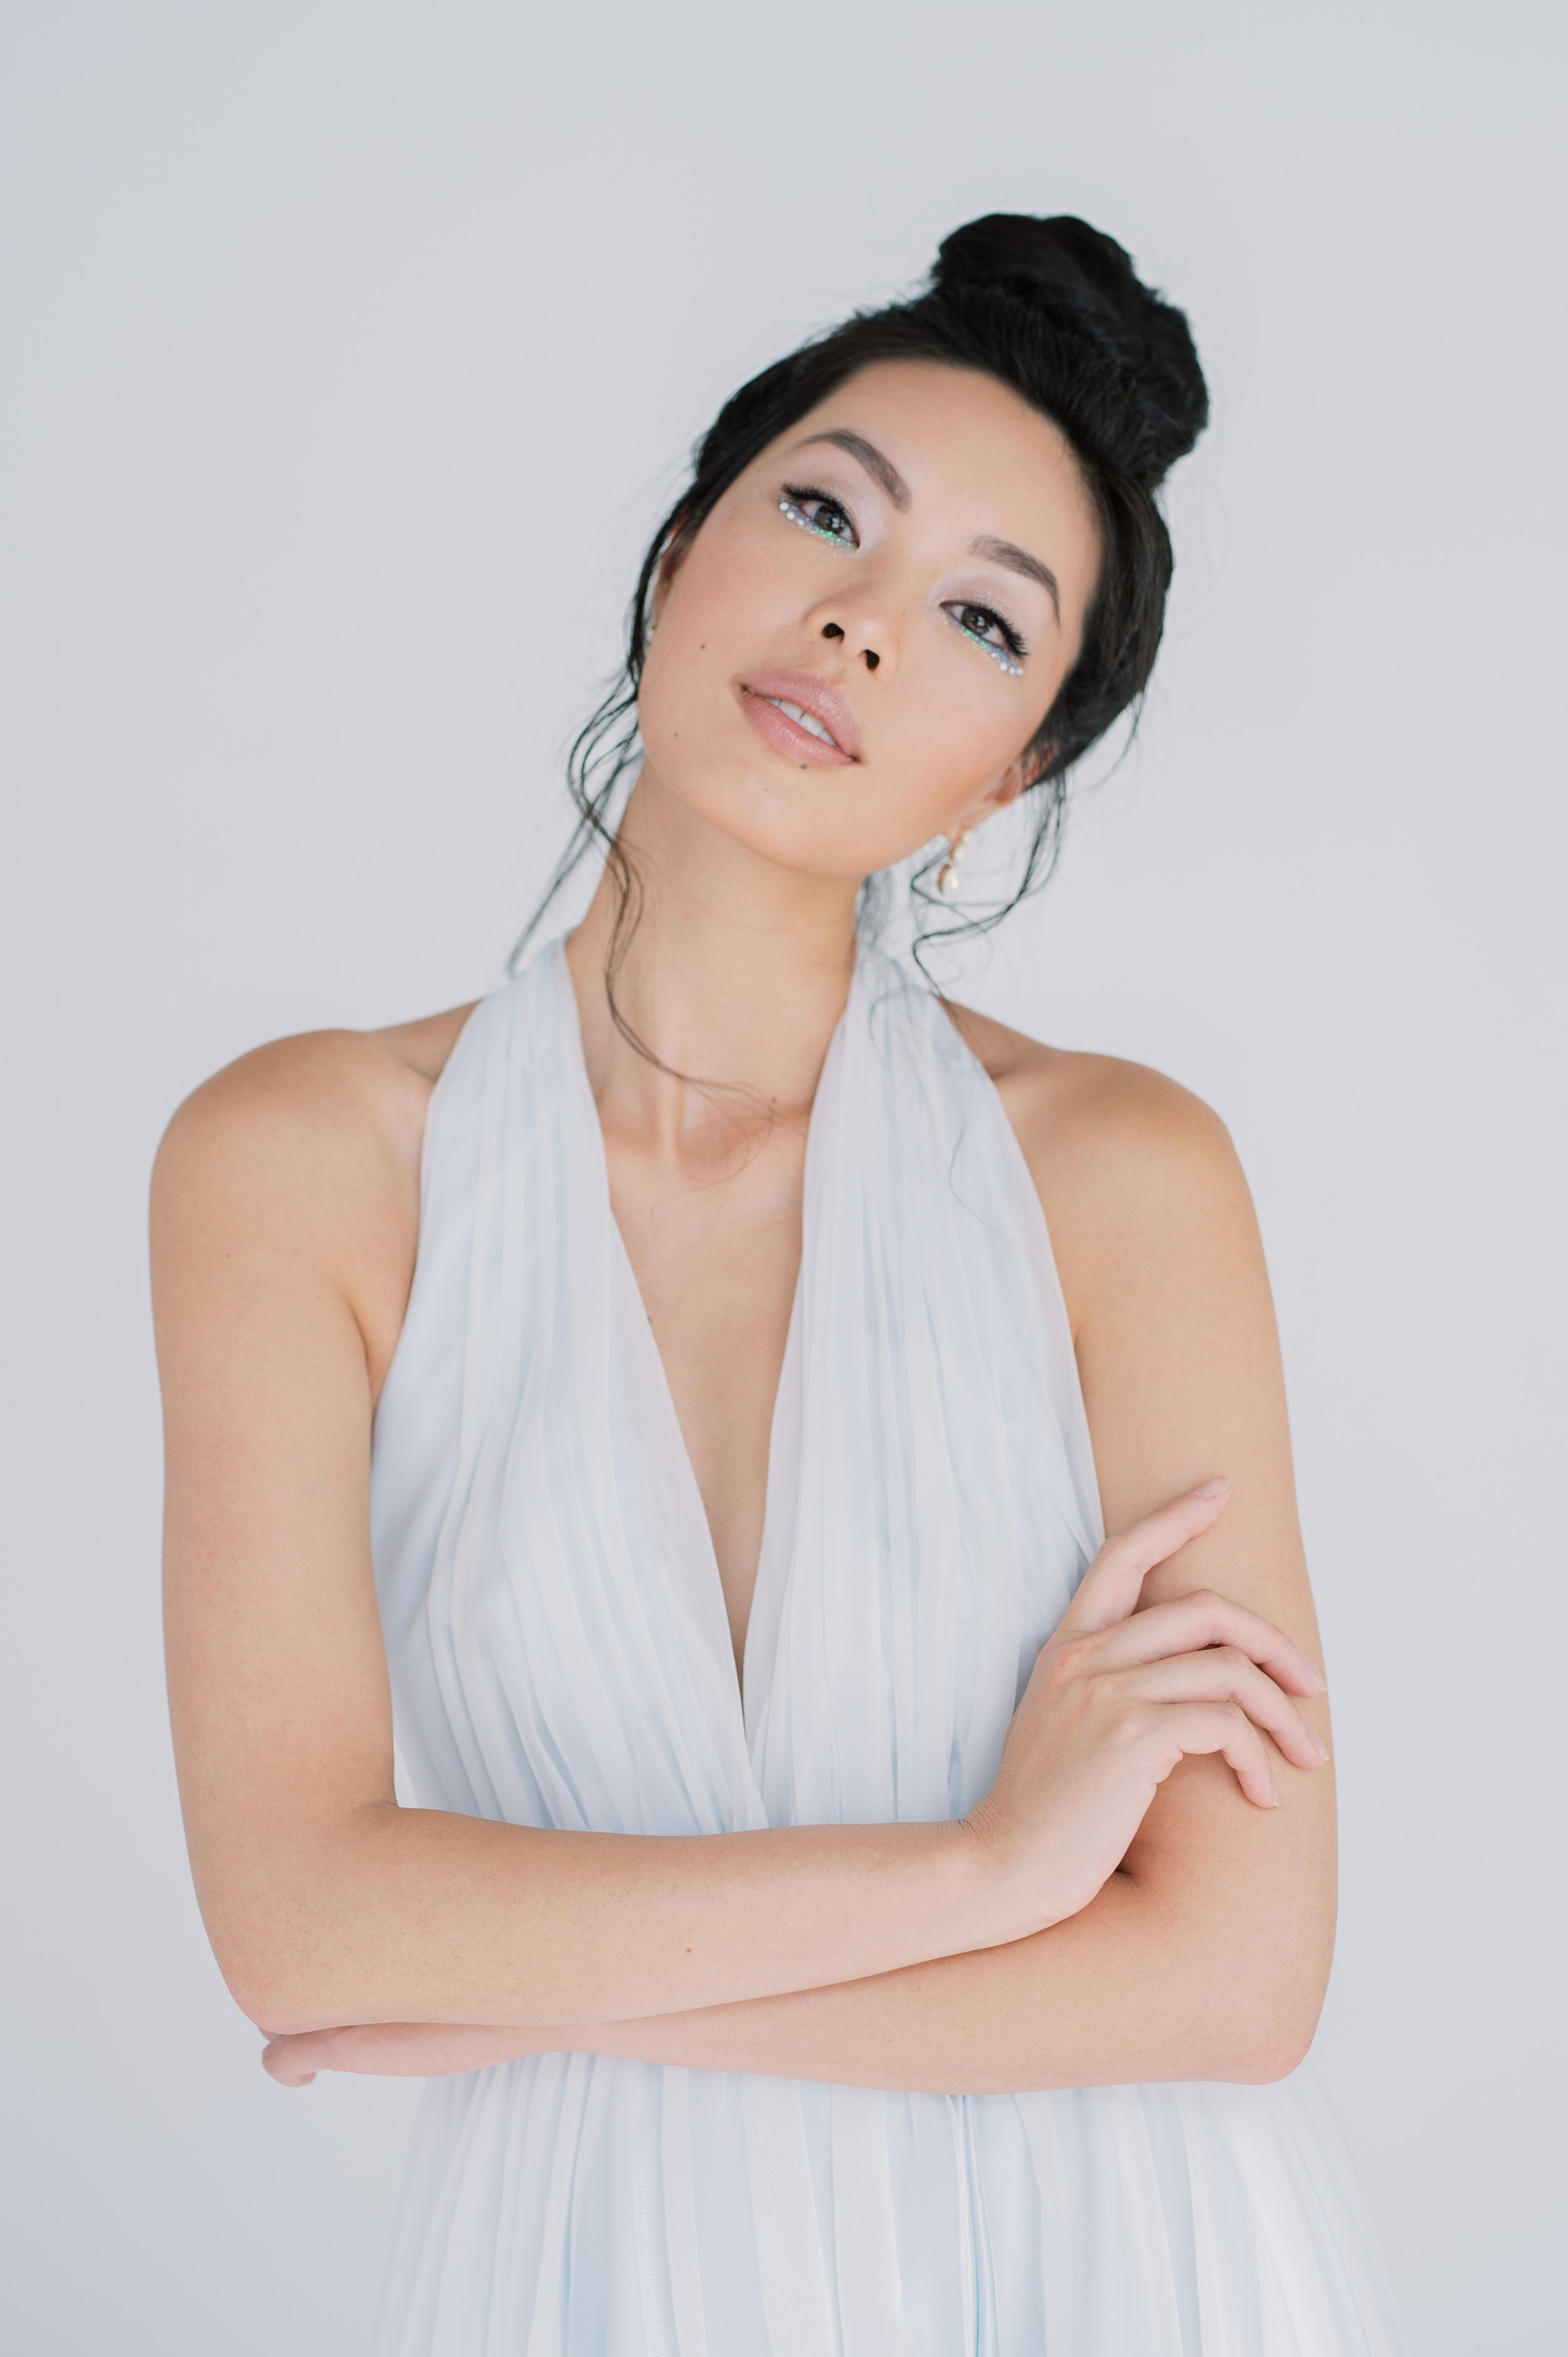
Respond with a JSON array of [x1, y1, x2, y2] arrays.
[[635, 359, 1103, 885]]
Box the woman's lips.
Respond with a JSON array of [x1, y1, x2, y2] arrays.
[[737, 672, 861, 767]]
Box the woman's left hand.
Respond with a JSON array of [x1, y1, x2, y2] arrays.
[[262, 2021, 558, 2086]]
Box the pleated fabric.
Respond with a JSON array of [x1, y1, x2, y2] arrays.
[[369, 940, 1404, 2356]]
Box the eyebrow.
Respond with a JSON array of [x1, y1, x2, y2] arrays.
[[792, 429, 911, 511], [790, 434, 1061, 621], [971, 534, 1061, 620]]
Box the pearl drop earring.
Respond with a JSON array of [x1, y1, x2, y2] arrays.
[[936, 827, 973, 901]]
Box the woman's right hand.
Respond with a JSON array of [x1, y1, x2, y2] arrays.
[[965, 1480, 1330, 1934]]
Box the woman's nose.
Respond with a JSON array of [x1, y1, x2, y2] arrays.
[[818, 617, 885, 674]]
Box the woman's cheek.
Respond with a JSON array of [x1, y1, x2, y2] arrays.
[[878, 671, 1017, 820], [673, 511, 800, 642]]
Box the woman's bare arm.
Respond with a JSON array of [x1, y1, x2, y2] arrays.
[[273, 1685, 1325, 2093], [161, 1031, 1321, 2043], [258, 1042, 1337, 2091], [1012, 1037, 1338, 2069], [266, 1812, 1319, 2091], [156, 1036, 1022, 2036]]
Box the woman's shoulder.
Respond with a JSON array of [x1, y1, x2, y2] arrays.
[[944, 998, 1237, 1168], [943, 1000, 1257, 1334], [151, 1002, 478, 1391], [156, 1001, 477, 1186]]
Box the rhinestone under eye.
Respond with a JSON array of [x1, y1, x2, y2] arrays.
[[961, 624, 1024, 678], [780, 497, 847, 547]]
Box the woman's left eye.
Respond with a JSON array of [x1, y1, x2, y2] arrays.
[[779, 487, 857, 548], [944, 602, 1026, 677]]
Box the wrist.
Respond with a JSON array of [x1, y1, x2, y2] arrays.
[[947, 1804, 1042, 1950]]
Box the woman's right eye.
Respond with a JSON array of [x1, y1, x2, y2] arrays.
[[778, 487, 857, 548]]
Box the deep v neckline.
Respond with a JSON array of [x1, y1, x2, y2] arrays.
[[553, 940, 836, 1716], [370, 920, 1397, 2357]]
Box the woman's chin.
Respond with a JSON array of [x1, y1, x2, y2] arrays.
[[629, 762, 890, 894]]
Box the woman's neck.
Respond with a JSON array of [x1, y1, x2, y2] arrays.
[[563, 767, 860, 1158]]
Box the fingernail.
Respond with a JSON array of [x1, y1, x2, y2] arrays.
[[1308, 1732, 1330, 1763], [1267, 1778, 1280, 1807], [1307, 1663, 1328, 1694], [1193, 1477, 1230, 1499]]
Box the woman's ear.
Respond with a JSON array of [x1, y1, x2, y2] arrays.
[[951, 740, 1053, 838], [1013, 741, 1055, 797], [649, 556, 676, 630], [972, 744, 1045, 825], [647, 511, 694, 636]]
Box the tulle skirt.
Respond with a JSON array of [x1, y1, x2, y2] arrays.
[[374, 2052, 1406, 2356]]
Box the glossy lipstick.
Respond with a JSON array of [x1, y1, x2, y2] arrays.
[[737, 671, 862, 767]]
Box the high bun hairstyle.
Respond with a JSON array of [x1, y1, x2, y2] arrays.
[[519, 213, 1207, 977]]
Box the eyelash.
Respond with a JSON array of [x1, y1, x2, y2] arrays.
[[777, 484, 1028, 677], [779, 485, 857, 546], [948, 607, 1027, 676]]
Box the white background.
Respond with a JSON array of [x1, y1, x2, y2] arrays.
[[3, 3, 1564, 2349]]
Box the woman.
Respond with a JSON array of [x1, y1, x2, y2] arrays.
[[154, 216, 1404, 2353]]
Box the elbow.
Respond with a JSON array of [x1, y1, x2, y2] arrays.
[[204, 1886, 359, 2038], [1175, 1878, 1335, 2085], [196, 1807, 400, 2036], [1212, 1979, 1326, 2085], [217, 1940, 338, 2038], [1222, 2014, 1317, 2085], [231, 1985, 335, 2041]]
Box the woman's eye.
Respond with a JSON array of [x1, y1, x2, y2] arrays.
[[944, 601, 1026, 678], [779, 487, 857, 548]]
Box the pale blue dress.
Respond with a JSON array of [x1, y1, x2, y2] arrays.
[[368, 940, 1404, 2355]]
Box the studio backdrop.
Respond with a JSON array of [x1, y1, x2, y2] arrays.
[[1, 3, 1563, 2352]]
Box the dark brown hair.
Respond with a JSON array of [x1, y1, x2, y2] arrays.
[[517, 213, 1207, 984]]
